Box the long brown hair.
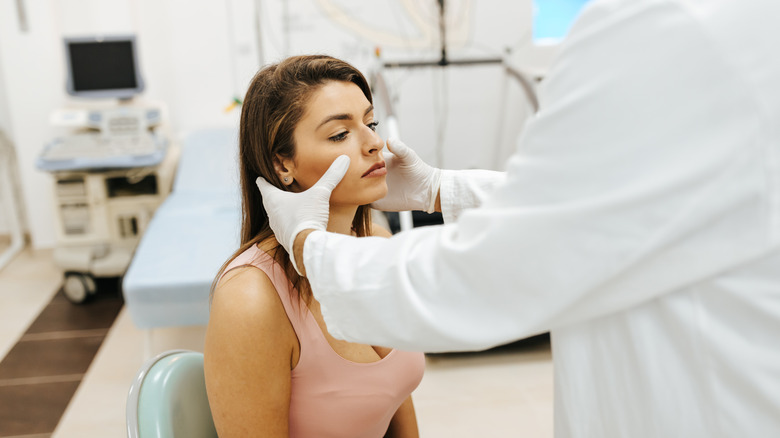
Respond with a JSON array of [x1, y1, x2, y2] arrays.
[[212, 55, 374, 304]]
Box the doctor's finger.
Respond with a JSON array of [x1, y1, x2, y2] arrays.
[[312, 155, 350, 192], [255, 176, 281, 197], [386, 138, 412, 160]]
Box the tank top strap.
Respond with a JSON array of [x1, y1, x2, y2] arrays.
[[220, 245, 310, 330]]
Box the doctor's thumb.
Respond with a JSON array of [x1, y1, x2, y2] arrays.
[[255, 176, 279, 197], [386, 138, 411, 159], [314, 155, 351, 192]]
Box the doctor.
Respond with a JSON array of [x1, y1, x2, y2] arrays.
[[256, 0, 780, 436]]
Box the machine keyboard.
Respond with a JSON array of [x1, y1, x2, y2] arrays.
[[43, 133, 160, 161]]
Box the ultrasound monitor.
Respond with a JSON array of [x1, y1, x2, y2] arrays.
[[64, 35, 145, 100]]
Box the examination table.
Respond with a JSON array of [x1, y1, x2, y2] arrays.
[[123, 128, 240, 330]]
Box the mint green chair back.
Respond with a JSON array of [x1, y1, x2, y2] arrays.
[[126, 350, 218, 438]]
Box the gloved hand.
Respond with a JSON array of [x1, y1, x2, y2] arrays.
[[371, 138, 442, 213], [255, 155, 350, 274]]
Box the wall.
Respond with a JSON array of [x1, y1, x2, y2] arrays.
[[0, 0, 63, 244], [0, 44, 10, 135], [0, 0, 559, 248], [0, 42, 11, 233]]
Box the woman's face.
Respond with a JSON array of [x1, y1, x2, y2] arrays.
[[285, 80, 387, 207]]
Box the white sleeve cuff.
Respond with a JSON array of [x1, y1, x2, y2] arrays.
[[440, 169, 507, 223]]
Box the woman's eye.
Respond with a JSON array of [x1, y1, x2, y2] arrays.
[[329, 131, 348, 142], [367, 121, 379, 131]]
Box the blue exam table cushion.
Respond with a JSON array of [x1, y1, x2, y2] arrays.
[[123, 128, 241, 329]]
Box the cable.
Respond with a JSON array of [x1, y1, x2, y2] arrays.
[[316, 0, 435, 50], [253, 0, 266, 66], [282, 0, 290, 56], [386, 0, 416, 52], [256, 0, 286, 57], [437, 0, 447, 64], [431, 66, 449, 168], [224, 0, 241, 98], [14, 0, 28, 32]]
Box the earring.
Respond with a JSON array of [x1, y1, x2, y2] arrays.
[[284, 177, 289, 183]]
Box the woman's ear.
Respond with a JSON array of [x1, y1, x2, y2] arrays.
[[274, 155, 296, 186]]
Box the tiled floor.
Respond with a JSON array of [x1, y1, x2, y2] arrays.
[[0, 266, 123, 437], [0, 246, 554, 437]]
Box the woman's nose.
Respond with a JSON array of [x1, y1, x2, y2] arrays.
[[364, 129, 384, 155]]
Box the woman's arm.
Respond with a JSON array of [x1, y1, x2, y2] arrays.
[[384, 396, 419, 438], [204, 267, 298, 437], [370, 223, 421, 437]]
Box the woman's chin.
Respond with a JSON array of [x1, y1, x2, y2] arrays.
[[332, 184, 387, 207], [367, 186, 389, 205]]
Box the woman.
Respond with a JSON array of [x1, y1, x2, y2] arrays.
[[204, 55, 425, 437]]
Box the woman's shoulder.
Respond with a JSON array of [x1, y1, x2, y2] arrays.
[[211, 266, 287, 325], [204, 264, 299, 423], [209, 263, 298, 355], [211, 237, 294, 332]]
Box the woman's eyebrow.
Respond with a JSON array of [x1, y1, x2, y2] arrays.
[[317, 105, 375, 130]]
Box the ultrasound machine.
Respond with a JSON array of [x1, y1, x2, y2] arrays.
[[37, 35, 176, 303]]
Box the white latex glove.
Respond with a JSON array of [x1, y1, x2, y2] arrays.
[[255, 155, 350, 274], [371, 138, 442, 213]]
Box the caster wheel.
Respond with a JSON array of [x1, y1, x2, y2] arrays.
[[63, 273, 97, 304]]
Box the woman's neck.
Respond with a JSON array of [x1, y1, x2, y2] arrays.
[[327, 204, 359, 236]]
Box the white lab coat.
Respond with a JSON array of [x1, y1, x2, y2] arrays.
[[304, 0, 780, 436]]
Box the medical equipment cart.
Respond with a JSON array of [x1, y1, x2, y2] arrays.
[[38, 103, 178, 303]]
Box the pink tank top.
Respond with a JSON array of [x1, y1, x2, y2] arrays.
[[221, 245, 425, 438]]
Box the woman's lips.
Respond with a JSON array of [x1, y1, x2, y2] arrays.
[[362, 162, 387, 178]]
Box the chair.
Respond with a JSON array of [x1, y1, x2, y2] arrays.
[[126, 350, 218, 438]]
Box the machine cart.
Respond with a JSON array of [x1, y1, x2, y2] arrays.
[[38, 104, 178, 303]]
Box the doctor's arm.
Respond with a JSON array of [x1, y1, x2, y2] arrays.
[[291, 140, 505, 277], [295, 2, 773, 352], [372, 138, 506, 223]]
